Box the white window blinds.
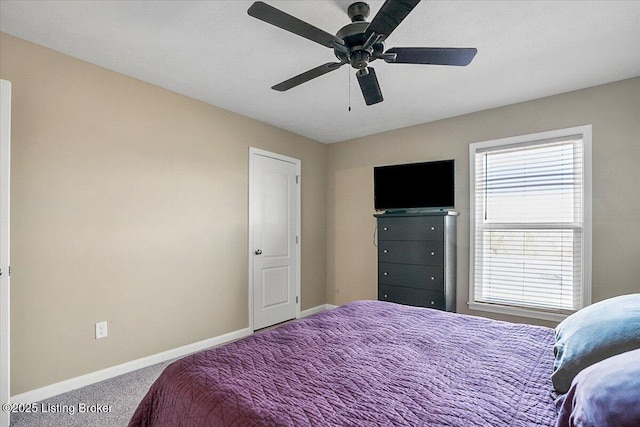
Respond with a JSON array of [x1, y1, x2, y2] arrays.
[[470, 127, 591, 318]]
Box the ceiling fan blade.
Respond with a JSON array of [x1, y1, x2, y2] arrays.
[[248, 1, 343, 49], [272, 62, 346, 92], [356, 67, 384, 106], [365, 0, 421, 42], [384, 47, 477, 66]]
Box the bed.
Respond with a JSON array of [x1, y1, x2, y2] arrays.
[[129, 300, 558, 426]]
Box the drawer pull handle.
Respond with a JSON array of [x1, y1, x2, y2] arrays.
[[383, 249, 388, 254], [430, 300, 435, 305], [430, 226, 435, 231], [383, 227, 388, 231], [430, 276, 435, 280], [383, 272, 388, 276], [384, 294, 388, 298], [430, 251, 435, 256]]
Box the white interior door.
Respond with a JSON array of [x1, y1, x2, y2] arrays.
[[249, 148, 300, 330], [0, 80, 11, 427]]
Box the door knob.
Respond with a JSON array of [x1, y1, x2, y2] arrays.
[[254, 249, 262, 255]]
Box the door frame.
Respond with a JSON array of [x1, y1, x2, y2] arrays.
[[248, 147, 300, 332], [1, 79, 11, 427]]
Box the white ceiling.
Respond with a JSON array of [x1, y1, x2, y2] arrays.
[[1, 1, 639, 143]]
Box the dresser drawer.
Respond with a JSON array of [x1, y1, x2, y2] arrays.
[[378, 263, 443, 291], [378, 241, 443, 266], [378, 216, 443, 241], [378, 285, 445, 310]]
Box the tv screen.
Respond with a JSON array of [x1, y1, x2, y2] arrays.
[[374, 159, 455, 211]]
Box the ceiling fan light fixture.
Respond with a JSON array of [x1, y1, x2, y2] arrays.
[[350, 49, 371, 69]]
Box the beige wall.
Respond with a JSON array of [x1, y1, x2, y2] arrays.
[[0, 33, 327, 395], [327, 77, 640, 328]]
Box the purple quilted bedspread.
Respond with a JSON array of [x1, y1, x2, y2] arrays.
[[129, 300, 557, 426]]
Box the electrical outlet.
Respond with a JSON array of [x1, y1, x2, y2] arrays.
[[95, 321, 108, 339]]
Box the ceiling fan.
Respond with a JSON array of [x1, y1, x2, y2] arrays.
[[247, 0, 477, 106]]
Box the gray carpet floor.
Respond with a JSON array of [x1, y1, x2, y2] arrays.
[[10, 359, 174, 427]]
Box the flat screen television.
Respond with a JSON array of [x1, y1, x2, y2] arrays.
[[374, 159, 455, 211]]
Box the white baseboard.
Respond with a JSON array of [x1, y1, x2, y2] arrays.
[[11, 327, 252, 405], [300, 303, 337, 318], [11, 303, 336, 405]]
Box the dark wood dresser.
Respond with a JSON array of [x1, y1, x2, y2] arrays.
[[375, 211, 458, 311]]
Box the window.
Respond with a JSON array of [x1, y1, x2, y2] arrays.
[[469, 126, 591, 321]]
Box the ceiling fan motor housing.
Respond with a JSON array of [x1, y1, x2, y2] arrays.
[[334, 21, 384, 69]]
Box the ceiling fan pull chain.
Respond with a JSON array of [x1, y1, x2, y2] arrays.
[[348, 68, 352, 112]]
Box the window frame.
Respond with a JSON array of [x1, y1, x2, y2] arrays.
[[468, 125, 592, 322]]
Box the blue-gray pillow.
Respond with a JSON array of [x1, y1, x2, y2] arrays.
[[552, 293, 640, 393], [555, 348, 640, 427]]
